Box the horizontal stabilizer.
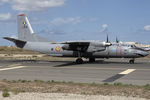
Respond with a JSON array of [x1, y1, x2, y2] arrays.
[[3, 37, 26, 48]]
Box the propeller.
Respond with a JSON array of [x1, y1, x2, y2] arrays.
[[107, 34, 109, 43], [116, 36, 119, 43], [105, 34, 112, 46]]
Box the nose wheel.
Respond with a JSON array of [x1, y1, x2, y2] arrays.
[[76, 58, 83, 64], [129, 59, 134, 64]]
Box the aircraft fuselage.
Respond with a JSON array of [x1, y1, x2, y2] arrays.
[[23, 42, 148, 59]]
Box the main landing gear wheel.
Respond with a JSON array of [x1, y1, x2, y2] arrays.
[[129, 59, 134, 64], [76, 58, 83, 64], [89, 58, 95, 63]]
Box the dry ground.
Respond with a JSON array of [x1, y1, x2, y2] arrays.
[[0, 93, 147, 100], [0, 46, 39, 54], [0, 80, 150, 99], [0, 46, 76, 61]]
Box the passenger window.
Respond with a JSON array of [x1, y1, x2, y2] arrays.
[[51, 48, 53, 51]]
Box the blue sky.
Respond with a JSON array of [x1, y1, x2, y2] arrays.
[[0, 0, 150, 45]]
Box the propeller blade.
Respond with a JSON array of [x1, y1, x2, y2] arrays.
[[107, 34, 109, 43], [105, 34, 112, 46], [116, 36, 119, 43]]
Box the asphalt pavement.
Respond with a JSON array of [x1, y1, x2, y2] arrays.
[[0, 59, 149, 85]]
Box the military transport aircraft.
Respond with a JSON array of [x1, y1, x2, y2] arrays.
[[3, 14, 149, 64]]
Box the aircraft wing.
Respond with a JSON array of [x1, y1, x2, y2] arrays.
[[61, 41, 90, 52], [62, 41, 90, 46], [61, 41, 111, 52]]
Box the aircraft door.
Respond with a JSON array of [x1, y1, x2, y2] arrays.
[[122, 47, 129, 57], [124, 49, 128, 55]]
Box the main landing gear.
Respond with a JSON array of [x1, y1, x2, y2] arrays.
[[129, 59, 135, 64], [75, 51, 96, 64], [76, 58, 96, 64], [76, 58, 83, 64], [76, 51, 83, 64]]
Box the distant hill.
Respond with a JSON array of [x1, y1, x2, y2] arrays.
[[0, 46, 40, 54]]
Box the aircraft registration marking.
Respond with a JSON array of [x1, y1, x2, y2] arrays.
[[23, 21, 26, 25]]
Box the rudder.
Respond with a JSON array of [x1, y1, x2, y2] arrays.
[[18, 14, 51, 42], [18, 14, 37, 41]]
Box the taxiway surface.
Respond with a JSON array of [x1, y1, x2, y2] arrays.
[[0, 59, 149, 85]]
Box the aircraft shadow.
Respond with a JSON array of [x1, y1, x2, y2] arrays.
[[52, 60, 144, 67], [0, 60, 145, 67], [53, 62, 82, 67]]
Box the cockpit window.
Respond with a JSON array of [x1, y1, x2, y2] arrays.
[[131, 45, 136, 48]]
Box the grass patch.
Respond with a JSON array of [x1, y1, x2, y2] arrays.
[[103, 83, 109, 85], [57, 88, 62, 92], [2, 89, 10, 97], [51, 80, 55, 83], [34, 80, 44, 82], [114, 82, 123, 86], [144, 84, 150, 90]]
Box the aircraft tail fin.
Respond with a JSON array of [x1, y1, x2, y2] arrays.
[[18, 14, 36, 41], [18, 14, 50, 42]]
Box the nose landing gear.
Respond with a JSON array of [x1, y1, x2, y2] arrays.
[[129, 59, 135, 64]]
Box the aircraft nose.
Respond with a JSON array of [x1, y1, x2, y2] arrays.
[[143, 51, 149, 56], [140, 51, 149, 57], [136, 50, 149, 57]]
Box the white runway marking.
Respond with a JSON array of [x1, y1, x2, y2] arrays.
[[0, 66, 26, 71], [8, 64, 22, 67], [119, 69, 136, 75]]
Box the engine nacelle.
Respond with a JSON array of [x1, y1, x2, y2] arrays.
[[87, 45, 106, 52], [62, 44, 70, 50], [90, 42, 111, 47], [62, 41, 111, 52]]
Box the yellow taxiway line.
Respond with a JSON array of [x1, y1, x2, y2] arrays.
[[119, 69, 136, 75], [103, 69, 136, 82]]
